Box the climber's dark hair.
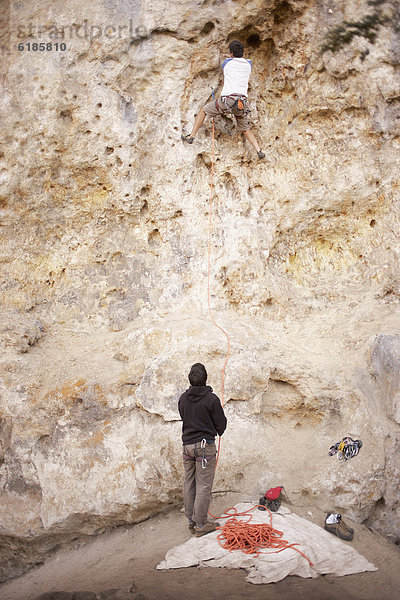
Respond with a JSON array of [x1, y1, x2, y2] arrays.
[[229, 40, 244, 57], [189, 363, 207, 386]]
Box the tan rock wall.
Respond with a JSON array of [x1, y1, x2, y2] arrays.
[[0, 0, 399, 581]]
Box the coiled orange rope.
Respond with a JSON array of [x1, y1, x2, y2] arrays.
[[214, 506, 314, 566]]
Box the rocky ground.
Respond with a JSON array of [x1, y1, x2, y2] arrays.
[[0, 493, 399, 600]]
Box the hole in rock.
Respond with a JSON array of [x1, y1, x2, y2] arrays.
[[140, 185, 151, 196], [148, 228, 161, 245], [59, 109, 72, 120], [105, 147, 114, 154], [272, 379, 293, 387], [97, 102, 102, 108], [246, 33, 261, 48], [201, 21, 215, 36], [370, 219, 376, 227], [274, 1, 293, 24]]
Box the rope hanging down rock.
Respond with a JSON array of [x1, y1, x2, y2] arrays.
[[205, 129, 312, 571], [207, 117, 231, 467]]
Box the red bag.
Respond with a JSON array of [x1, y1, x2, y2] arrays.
[[258, 486, 284, 512], [265, 486, 283, 501]]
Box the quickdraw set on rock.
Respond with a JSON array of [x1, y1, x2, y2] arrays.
[[329, 437, 362, 461]]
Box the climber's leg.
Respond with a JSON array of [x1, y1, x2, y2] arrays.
[[190, 108, 207, 138], [182, 108, 207, 143], [243, 129, 261, 152], [182, 100, 221, 143], [236, 114, 264, 158], [243, 130, 265, 158]]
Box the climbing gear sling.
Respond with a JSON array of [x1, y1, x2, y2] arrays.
[[329, 437, 362, 460]]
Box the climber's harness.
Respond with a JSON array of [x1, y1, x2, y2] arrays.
[[219, 94, 249, 116], [182, 438, 216, 469]]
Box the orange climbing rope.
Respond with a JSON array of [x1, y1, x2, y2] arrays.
[[213, 506, 314, 566], [207, 117, 231, 466], [206, 124, 313, 570]]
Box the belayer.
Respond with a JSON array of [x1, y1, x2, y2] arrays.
[[182, 40, 265, 159], [178, 363, 227, 537]]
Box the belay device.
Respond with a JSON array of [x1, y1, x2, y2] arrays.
[[258, 486, 284, 512]]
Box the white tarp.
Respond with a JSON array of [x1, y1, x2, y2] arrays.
[[157, 503, 377, 584]]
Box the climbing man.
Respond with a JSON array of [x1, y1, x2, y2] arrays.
[[182, 39, 265, 159], [178, 363, 227, 537]]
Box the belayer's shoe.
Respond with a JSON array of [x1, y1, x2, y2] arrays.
[[181, 134, 194, 144], [194, 521, 220, 537], [326, 512, 354, 534], [189, 521, 196, 534], [257, 150, 265, 159], [324, 513, 354, 541]]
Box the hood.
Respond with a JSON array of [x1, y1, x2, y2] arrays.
[[186, 385, 212, 402]]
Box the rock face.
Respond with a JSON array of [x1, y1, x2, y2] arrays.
[[1, 0, 399, 581]]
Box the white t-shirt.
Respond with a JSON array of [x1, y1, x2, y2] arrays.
[[221, 57, 252, 97]]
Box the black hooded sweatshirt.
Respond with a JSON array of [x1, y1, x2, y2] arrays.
[[178, 385, 227, 445]]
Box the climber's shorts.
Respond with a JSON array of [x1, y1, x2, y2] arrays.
[[203, 97, 251, 132]]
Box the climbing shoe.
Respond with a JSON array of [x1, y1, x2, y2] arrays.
[[324, 514, 354, 541], [257, 150, 265, 159], [181, 134, 194, 144], [194, 521, 220, 537], [326, 512, 354, 534]]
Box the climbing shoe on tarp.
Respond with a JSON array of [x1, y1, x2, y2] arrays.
[[194, 521, 220, 537], [181, 134, 194, 144], [324, 513, 354, 541]]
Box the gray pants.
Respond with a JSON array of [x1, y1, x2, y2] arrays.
[[182, 440, 217, 527]]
